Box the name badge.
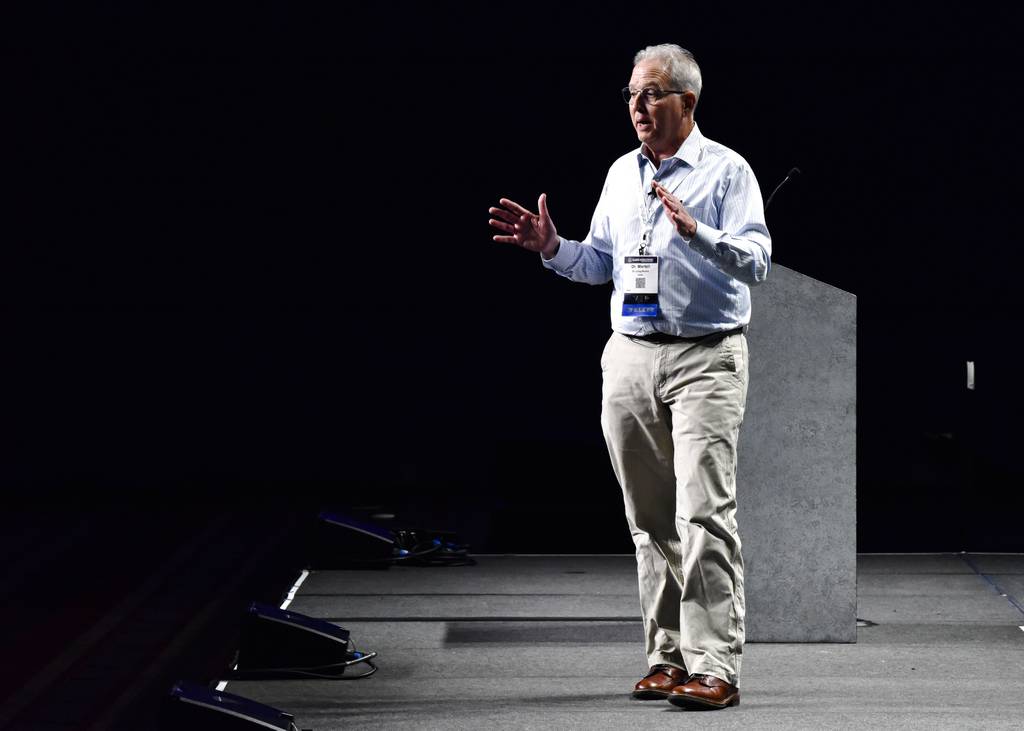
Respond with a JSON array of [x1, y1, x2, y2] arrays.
[[622, 255, 659, 317]]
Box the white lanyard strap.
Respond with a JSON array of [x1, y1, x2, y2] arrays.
[[637, 163, 688, 255]]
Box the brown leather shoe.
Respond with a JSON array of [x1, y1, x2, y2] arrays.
[[631, 664, 689, 700], [667, 673, 740, 709]]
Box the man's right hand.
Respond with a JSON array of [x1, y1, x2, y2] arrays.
[[489, 194, 559, 259]]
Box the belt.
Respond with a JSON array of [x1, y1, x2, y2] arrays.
[[624, 325, 747, 344]]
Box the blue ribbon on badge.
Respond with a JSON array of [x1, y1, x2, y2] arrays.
[[622, 303, 660, 317]]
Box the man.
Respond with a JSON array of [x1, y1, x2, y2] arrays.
[[488, 44, 770, 710]]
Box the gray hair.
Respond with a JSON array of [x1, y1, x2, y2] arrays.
[[634, 44, 702, 105]]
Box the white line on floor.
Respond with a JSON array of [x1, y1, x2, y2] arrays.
[[280, 569, 311, 611]]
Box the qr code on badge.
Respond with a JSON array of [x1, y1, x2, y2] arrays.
[[635, 277, 646, 288]]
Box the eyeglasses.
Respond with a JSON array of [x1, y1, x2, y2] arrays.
[[621, 87, 686, 104]]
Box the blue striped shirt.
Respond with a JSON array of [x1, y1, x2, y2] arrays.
[[541, 124, 771, 337]]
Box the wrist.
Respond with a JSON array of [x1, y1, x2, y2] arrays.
[[541, 238, 560, 260]]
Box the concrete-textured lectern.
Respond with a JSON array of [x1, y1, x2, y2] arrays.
[[743, 263, 857, 642]]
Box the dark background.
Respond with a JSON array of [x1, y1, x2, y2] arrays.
[[4, 3, 1022, 552]]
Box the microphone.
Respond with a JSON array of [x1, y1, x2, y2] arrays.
[[765, 167, 801, 212]]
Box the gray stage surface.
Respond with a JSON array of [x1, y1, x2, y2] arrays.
[[220, 554, 1024, 730]]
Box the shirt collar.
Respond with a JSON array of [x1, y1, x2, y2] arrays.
[[637, 122, 704, 170]]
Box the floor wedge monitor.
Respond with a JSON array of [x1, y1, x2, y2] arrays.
[[228, 601, 378, 680], [162, 680, 298, 730]]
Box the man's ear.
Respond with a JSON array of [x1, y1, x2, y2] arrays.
[[683, 91, 697, 114]]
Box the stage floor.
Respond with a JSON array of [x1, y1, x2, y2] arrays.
[[220, 554, 1024, 730]]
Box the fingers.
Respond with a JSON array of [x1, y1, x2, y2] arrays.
[[488, 216, 515, 235], [490, 196, 543, 248], [668, 210, 686, 236], [538, 192, 549, 220], [490, 212, 535, 247], [669, 209, 695, 238], [489, 198, 534, 239], [499, 197, 533, 216], [492, 224, 533, 246], [488, 203, 524, 234], [491, 198, 536, 230], [656, 188, 684, 215], [488, 206, 519, 226], [493, 217, 530, 244], [651, 181, 684, 211]]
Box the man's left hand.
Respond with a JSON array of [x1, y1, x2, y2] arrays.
[[652, 180, 697, 239]]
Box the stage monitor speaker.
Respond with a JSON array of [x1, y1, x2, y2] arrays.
[[311, 510, 397, 568], [161, 680, 299, 730], [311, 509, 475, 567], [229, 601, 377, 680]]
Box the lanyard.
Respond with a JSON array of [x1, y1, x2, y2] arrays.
[[636, 163, 687, 255], [637, 175, 655, 255]]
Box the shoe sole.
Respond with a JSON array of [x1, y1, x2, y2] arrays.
[[667, 692, 740, 709], [631, 689, 671, 700]]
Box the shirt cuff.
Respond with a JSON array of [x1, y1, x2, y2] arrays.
[[685, 220, 723, 259], [540, 236, 575, 270]]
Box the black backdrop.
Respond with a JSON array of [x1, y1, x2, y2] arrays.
[[4, 4, 1021, 551]]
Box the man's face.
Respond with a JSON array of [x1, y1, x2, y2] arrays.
[[627, 60, 691, 152]]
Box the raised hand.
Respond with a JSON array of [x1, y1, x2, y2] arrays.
[[652, 180, 697, 239], [489, 194, 559, 258]]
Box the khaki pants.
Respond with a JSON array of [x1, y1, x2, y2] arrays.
[[600, 330, 748, 687]]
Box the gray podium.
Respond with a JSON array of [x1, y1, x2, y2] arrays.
[[743, 263, 857, 642]]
